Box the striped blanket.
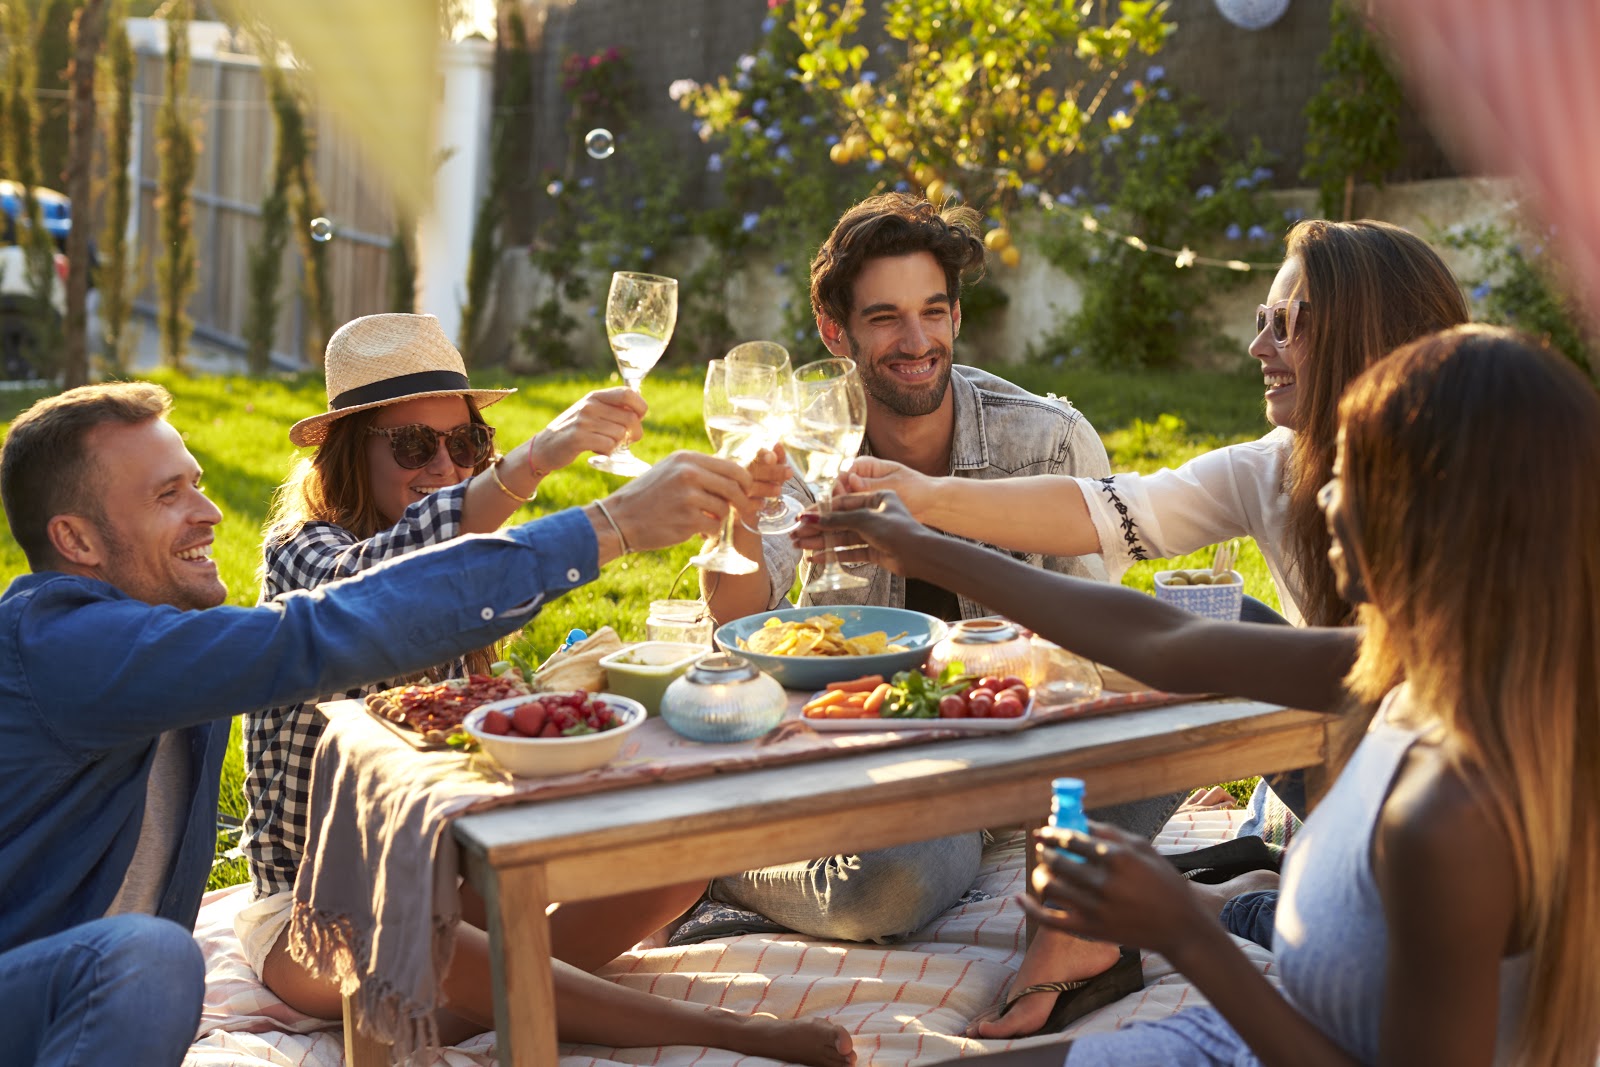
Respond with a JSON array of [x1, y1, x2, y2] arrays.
[[184, 810, 1270, 1066]]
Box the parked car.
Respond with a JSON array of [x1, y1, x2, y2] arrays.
[[0, 180, 74, 380], [0, 179, 72, 251]]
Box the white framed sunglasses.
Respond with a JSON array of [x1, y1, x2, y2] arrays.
[[1256, 299, 1308, 348]]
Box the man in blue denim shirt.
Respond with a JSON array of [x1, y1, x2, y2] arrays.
[[0, 382, 758, 1067]]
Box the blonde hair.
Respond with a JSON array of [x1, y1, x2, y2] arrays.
[[1281, 220, 1470, 626], [1340, 325, 1600, 1066], [263, 398, 499, 676]]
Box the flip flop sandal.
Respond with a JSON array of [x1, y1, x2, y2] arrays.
[[976, 946, 1145, 1036]]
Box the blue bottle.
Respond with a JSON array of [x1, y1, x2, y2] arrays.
[[1049, 777, 1089, 863]]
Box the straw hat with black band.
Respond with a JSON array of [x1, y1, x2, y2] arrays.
[[289, 313, 513, 447]]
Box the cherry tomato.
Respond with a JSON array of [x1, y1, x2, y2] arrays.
[[992, 694, 1025, 718], [997, 676, 1025, 692], [938, 694, 968, 718], [968, 687, 995, 703], [977, 676, 1002, 692], [968, 694, 994, 718], [1002, 684, 1031, 705]]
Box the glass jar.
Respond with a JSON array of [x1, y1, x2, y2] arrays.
[[926, 618, 1036, 683], [1030, 635, 1103, 707], [660, 653, 788, 743], [646, 599, 714, 646]]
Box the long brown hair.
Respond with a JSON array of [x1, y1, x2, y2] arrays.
[[1282, 220, 1470, 626], [263, 398, 499, 676], [1341, 326, 1600, 1066]]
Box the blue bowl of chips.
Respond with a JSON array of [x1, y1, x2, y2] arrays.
[[714, 606, 947, 691]]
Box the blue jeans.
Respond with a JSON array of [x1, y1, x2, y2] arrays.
[[1220, 889, 1278, 950], [709, 831, 983, 943], [0, 915, 204, 1067]]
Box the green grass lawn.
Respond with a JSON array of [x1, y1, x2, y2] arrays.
[[0, 361, 1274, 888]]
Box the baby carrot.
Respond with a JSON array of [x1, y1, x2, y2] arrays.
[[803, 689, 851, 713], [826, 674, 885, 693], [862, 682, 893, 716]]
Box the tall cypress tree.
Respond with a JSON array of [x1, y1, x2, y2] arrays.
[[62, 0, 107, 388], [3, 0, 62, 378], [155, 0, 199, 370], [97, 0, 135, 375]]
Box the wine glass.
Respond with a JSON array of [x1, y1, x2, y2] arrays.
[[725, 341, 804, 535], [785, 358, 869, 594], [589, 271, 678, 477], [689, 359, 774, 574]]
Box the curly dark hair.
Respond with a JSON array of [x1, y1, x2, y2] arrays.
[[809, 193, 987, 326]]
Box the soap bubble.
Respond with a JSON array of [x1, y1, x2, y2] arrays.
[[309, 217, 335, 243], [584, 128, 615, 160]]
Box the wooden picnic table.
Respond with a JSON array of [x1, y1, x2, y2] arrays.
[[333, 691, 1333, 1067]]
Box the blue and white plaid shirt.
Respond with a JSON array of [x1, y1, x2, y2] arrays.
[[242, 484, 470, 898]]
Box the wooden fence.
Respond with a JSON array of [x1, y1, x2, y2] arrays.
[[129, 44, 398, 365]]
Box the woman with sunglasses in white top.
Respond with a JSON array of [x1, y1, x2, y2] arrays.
[[841, 219, 1470, 1039], [238, 314, 851, 1064]]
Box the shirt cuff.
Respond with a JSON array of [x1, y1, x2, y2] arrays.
[[506, 506, 601, 593]]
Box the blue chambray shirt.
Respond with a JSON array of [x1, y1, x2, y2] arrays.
[[0, 507, 598, 954]]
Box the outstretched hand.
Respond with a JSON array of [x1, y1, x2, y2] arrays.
[[789, 489, 940, 577], [1022, 822, 1213, 960], [602, 451, 758, 553], [746, 444, 791, 501], [834, 456, 933, 517], [526, 388, 647, 474]]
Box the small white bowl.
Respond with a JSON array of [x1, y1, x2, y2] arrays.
[[464, 692, 646, 777]]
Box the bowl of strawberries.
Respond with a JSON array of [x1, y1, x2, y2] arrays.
[[464, 690, 646, 777]]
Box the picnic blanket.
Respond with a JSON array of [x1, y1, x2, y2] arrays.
[[188, 811, 1274, 1066], [287, 689, 1189, 1057]]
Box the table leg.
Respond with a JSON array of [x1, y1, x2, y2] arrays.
[[343, 993, 393, 1067], [482, 863, 559, 1067]]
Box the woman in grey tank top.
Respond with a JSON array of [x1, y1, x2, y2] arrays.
[[808, 326, 1600, 1067]]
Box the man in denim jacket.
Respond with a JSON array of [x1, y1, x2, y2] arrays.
[[0, 382, 759, 1067], [699, 195, 1123, 983]]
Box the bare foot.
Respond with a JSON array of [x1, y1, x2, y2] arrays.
[[1174, 786, 1238, 814], [737, 1013, 854, 1067], [966, 930, 1121, 1039], [1189, 868, 1279, 915]]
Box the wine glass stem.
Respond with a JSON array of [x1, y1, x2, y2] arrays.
[[613, 376, 645, 457]]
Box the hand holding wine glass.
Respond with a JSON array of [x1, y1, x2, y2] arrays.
[[725, 341, 803, 535], [689, 359, 776, 574], [589, 271, 677, 477], [785, 358, 869, 594]]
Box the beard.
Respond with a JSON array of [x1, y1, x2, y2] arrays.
[[846, 332, 954, 417]]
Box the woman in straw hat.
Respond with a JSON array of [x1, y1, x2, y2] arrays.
[[237, 314, 850, 1061]]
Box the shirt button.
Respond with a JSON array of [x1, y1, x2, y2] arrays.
[[566, 568, 581, 583], [480, 607, 494, 621]]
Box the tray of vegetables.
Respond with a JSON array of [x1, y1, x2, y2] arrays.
[[800, 664, 1033, 731]]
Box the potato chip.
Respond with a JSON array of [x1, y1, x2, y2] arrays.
[[736, 614, 914, 657]]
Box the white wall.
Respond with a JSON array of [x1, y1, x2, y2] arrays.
[[416, 38, 495, 345]]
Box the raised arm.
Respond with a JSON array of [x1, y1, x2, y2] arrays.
[[806, 490, 1354, 711], [840, 459, 1102, 557], [456, 387, 645, 535]]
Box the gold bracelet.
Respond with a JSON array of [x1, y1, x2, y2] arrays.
[[487, 455, 533, 504], [593, 497, 632, 555]]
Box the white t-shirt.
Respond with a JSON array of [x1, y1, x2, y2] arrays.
[[1075, 427, 1307, 625]]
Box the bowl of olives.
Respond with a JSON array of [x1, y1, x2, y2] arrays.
[[1154, 569, 1243, 621]]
